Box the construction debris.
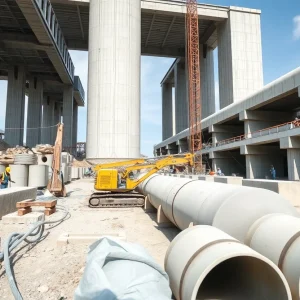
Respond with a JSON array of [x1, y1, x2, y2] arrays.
[[35, 144, 54, 154]]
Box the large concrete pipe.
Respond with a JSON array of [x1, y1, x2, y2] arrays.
[[28, 165, 49, 188], [0, 165, 5, 174], [246, 213, 300, 299], [10, 165, 29, 187], [139, 176, 298, 241], [165, 225, 292, 300]]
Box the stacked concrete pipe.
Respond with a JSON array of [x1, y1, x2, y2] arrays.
[[138, 175, 300, 298], [165, 225, 292, 300]]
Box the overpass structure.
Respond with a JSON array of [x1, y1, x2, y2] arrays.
[[47, 0, 263, 159], [0, 0, 85, 148], [155, 68, 300, 181], [2, 0, 264, 161]]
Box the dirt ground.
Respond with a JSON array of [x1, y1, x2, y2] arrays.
[[0, 179, 179, 300]]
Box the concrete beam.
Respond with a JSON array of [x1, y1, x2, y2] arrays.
[[239, 110, 292, 122], [141, 46, 185, 58], [209, 124, 243, 133], [280, 137, 300, 149], [240, 145, 279, 155]]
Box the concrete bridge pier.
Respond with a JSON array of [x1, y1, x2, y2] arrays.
[[26, 76, 43, 148], [63, 85, 74, 148], [5, 65, 26, 146]]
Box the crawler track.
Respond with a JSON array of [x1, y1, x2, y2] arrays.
[[89, 192, 145, 208]]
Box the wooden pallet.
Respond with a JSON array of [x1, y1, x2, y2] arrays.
[[16, 199, 57, 216]]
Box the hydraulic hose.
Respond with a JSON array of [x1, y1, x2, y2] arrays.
[[0, 205, 70, 300]]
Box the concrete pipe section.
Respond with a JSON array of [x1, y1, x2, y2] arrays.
[[140, 176, 298, 240], [165, 225, 292, 300], [10, 165, 29, 187], [246, 213, 300, 298], [28, 165, 49, 188]]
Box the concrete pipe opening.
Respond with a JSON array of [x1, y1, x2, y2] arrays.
[[165, 226, 291, 300], [196, 255, 290, 300]]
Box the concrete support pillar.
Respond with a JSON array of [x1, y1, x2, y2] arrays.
[[72, 102, 78, 147], [26, 76, 43, 147], [280, 137, 300, 181], [287, 149, 300, 181], [218, 8, 263, 109], [87, 0, 141, 159], [175, 61, 188, 133], [63, 86, 73, 148], [241, 145, 284, 179], [177, 139, 188, 153], [51, 102, 62, 144], [5, 66, 26, 146], [41, 96, 55, 145], [200, 45, 215, 118], [166, 143, 178, 155], [162, 83, 173, 140]]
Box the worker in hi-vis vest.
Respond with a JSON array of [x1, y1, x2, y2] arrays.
[[0, 167, 15, 189]]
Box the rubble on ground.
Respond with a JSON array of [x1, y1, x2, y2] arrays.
[[72, 158, 91, 168]]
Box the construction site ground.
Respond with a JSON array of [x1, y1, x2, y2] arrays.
[[0, 178, 179, 300]]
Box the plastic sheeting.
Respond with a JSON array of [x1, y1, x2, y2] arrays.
[[74, 238, 172, 300]]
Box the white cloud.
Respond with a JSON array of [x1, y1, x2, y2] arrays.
[[293, 15, 300, 40]]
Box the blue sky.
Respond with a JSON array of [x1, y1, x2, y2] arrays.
[[0, 0, 300, 156]]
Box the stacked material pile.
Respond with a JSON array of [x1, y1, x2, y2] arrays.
[[35, 144, 54, 154], [0, 146, 34, 164]]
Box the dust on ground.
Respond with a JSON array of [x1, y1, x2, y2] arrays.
[[0, 179, 179, 300]]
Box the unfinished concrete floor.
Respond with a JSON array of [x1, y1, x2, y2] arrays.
[[0, 179, 179, 300]]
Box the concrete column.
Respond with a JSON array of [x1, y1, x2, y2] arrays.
[[200, 45, 215, 118], [177, 139, 188, 153], [280, 137, 300, 181], [218, 8, 263, 109], [41, 96, 55, 144], [5, 65, 26, 146], [166, 143, 178, 155], [87, 0, 141, 159], [63, 86, 73, 148], [26, 76, 43, 147], [175, 61, 188, 133], [241, 145, 284, 179], [162, 83, 173, 140], [51, 102, 62, 144], [72, 102, 78, 147], [287, 149, 300, 181]]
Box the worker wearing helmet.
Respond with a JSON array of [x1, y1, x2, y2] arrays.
[[0, 167, 15, 189]]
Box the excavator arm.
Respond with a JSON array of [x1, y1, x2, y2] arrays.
[[124, 153, 194, 189], [93, 158, 147, 172]]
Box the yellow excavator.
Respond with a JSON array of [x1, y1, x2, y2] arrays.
[[88, 153, 194, 208]]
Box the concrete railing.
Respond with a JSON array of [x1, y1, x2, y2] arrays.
[[34, 0, 75, 81], [203, 120, 300, 150]]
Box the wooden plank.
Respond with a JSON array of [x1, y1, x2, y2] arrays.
[[18, 207, 32, 216], [16, 200, 57, 208], [44, 207, 56, 216]]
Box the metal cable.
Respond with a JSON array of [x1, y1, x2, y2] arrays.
[[0, 205, 70, 300]]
